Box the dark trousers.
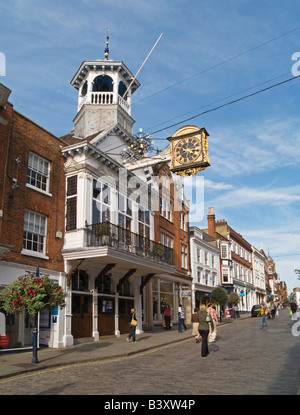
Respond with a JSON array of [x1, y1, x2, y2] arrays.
[[165, 315, 171, 330], [128, 323, 136, 342], [199, 329, 209, 357]]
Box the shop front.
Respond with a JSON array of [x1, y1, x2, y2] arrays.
[[195, 290, 211, 307], [0, 308, 33, 350]]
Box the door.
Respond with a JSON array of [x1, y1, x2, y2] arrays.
[[72, 294, 92, 338], [119, 299, 134, 334], [98, 297, 115, 336]]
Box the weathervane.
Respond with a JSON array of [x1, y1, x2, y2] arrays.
[[104, 29, 109, 60]]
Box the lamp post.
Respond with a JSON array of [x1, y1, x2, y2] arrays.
[[32, 265, 39, 364]]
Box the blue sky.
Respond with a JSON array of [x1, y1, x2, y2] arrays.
[[1, 0, 300, 293]]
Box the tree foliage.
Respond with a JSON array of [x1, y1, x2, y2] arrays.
[[228, 292, 240, 306], [211, 287, 229, 306], [0, 273, 65, 315], [295, 269, 300, 281]]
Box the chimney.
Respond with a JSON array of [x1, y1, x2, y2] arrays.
[[207, 207, 216, 237]]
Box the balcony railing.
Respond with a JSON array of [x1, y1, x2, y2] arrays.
[[86, 222, 174, 266]]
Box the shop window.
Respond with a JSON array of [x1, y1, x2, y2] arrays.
[[152, 278, 175, 321], [98, 297, 114, 314]]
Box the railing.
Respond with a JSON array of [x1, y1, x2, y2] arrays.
[[91, 92, 114, 105], [78, 93, 130, 115], [86, 222, 174, 266], [118, 95, 130, 113]]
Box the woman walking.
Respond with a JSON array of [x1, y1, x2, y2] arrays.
[[164, 304, 172, 330], [197, 304, 212, 357], [260, 302, 268, 329], [126, 308, 137, 343]]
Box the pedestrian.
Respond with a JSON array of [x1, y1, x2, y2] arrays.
[[163, 304, 172, 330], [233, 305, 240, 318], [290, 301, 297, 319], [207, 302, 218, 343], [271, 301, 276, 319], [126, 308, 137, 343], [266, 303, 272, 319], [178, 304, 187, 332], [260, 302, 268, 329], [197, 304, 212, 357], [192, 307, 199, 343]]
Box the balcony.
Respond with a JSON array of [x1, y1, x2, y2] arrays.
[[86, 222, 174, 266], [78, 92, 130, 115]]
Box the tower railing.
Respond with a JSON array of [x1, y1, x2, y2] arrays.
[[78, 92, 130, 115], [91, 92, 114, 105]]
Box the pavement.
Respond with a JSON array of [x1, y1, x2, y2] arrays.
[[0, 313, 251, 380]]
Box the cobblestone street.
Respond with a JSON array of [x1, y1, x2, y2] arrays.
[[0, 309, 299, 396]]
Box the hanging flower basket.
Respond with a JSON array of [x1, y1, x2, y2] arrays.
[[0, 273, 66, 315]]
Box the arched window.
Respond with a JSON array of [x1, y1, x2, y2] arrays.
[[81, 81, 88, 97], [118, 81, 127, 99], [92, 75, 113, 92]]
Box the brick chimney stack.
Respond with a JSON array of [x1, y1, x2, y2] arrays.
[[207, 207, 216, 238]]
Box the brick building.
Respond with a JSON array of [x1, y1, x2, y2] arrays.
[[203, 207, 255, 311], [0, 84, 67, 348]]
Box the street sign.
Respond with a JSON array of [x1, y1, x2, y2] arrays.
[[240, 290, 245, 296], [181, 290, 192, 297]]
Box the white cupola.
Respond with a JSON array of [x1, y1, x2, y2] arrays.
[[70, 31, 140, 139]]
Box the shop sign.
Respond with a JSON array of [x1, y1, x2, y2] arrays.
[[181, 290, 192, 297]]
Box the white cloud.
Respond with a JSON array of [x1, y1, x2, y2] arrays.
[[203, 179, 234, 190], [208, 184, 300, 208], [210, 118, 300, 177]]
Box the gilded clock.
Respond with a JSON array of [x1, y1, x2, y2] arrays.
[[168, 125, 210, 176], [174, 137, 202, 165]]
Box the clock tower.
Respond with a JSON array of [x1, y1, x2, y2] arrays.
[[70, 31, 140, 139]]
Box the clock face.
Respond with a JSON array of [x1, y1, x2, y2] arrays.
[[174, 137, 202, 165]]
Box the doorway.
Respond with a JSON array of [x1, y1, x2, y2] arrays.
[[119, 298, 134, 334], [98, 296, 115, 336], [72, 294, 92, 338]]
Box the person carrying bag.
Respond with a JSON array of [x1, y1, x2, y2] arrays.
[[197, 305, 212, 357], [127, 308, 137, 343]]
